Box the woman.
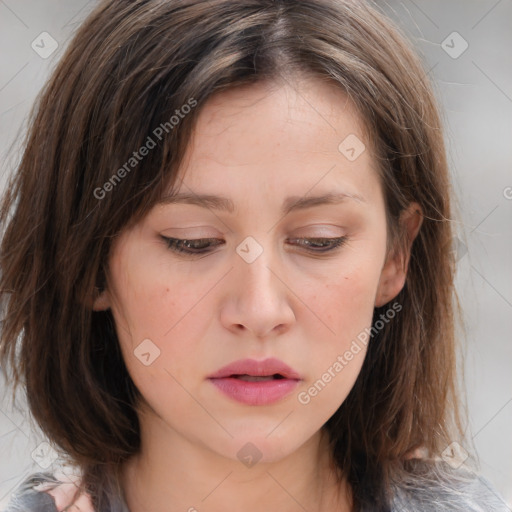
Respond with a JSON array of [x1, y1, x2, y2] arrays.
[[0, 0, 508, 511]]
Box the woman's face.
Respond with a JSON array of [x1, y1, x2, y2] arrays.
[[97, 78, 411, 464]]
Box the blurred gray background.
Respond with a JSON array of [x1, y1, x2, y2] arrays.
[[0, 0, 511, 508]]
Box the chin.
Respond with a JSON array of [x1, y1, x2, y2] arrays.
[[211, 425, 317, 466]]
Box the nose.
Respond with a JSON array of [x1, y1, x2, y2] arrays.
[[219, 241, 296, 339]]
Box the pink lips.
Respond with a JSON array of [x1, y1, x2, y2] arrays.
[[208, 358, 301, 406]]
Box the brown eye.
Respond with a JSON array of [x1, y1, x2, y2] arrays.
[[161, 236, 348, 256], [287, 236, 348, 253], [162, 237, 224, 254]]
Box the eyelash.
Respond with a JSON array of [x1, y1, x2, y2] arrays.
[[161, 236, 348, 255]]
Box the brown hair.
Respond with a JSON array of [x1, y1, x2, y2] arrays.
[[0, 1, 469, 510]]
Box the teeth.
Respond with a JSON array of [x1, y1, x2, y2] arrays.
[[235, 375, 278, 382]]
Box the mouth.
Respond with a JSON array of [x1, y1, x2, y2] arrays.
[[228, 373, 287, 382], [208, 357, 302, 380], [208, 358, 301, 406]]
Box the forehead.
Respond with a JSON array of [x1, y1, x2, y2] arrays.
[[186, 78, 367, 160], [169, 78, 380, 210]]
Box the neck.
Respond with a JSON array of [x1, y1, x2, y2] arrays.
[[120, 409, 351, 512]]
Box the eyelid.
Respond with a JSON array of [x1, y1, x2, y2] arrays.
[[290, 224, 346, 236], [160, 226, 221, 237], [161, 223, 346, 236], [160, 235, 348, 256]]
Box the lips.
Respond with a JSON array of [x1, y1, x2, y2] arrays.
[[232, 375, 283, 382], [208, 358, 302, 380], [208, 358, 302, 406]]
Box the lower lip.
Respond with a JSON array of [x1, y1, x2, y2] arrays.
[[209, 377, 300, 406]]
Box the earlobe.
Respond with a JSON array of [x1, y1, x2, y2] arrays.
[[375, 203, 423, 308], [91, 288, 111, 311]]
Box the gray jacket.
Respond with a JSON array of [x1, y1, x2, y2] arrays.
[[2, 463, 510, 511]]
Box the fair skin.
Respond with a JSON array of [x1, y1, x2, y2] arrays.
[[94, 77, 422, 512]]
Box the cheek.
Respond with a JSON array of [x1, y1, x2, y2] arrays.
[[107, 244, 210, 391], [312, 257, 382, 339], [294, 245, 384, 401], [109, 240, 198, 339], [109, 264, 208, 420], [292, 268, 379, 417]]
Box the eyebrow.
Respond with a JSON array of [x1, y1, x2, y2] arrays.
[[156, 191, 365, 216]]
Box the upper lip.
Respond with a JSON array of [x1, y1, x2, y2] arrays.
[[208, 358, 302, 380]]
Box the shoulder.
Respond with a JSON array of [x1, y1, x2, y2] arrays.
[[390, 459, 510, 512], [1, 471, 95, 512], [1, 472, 59, 512]]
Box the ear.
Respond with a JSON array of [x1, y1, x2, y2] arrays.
[[91, 287, 112, 311], [375, 202, 423, 307]]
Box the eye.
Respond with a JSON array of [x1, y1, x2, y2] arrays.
[[161, 236, 348, 255], [287, 236, 348, 253], [162, 237, 225, 254]]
